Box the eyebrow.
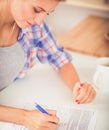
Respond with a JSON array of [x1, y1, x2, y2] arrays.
[[36, 6, 54, 14]]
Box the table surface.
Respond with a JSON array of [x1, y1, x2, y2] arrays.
[[0, 51, 109, 130]]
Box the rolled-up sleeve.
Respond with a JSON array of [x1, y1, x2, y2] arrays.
[[36, 22, 72, 71]]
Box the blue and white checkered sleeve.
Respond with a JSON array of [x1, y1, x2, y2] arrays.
[[36, 22, 72, 71]]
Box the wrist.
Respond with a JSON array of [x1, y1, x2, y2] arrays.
[[21, 109, 29, 126]]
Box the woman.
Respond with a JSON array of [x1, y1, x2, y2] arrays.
[[0, 0, 96, 129]]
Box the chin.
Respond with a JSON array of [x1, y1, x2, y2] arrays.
[[16, 23, 30, 29]]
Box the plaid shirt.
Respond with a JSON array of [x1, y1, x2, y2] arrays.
[[16, 22, 72, 79]]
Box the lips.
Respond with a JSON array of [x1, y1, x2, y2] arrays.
[[27, 21, 33, 26]]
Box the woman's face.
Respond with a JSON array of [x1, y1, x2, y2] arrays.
[[10, 0, 58, 28]]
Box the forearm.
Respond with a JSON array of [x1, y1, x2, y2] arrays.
[[0, 105, 27, 125], [0, 105, 60, 130], [58, 62, 80, 90]]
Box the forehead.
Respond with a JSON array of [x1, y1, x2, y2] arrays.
[[32, 0, 59, 11]]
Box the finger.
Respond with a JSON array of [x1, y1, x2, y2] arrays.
[[47, 122, 58, 130], [79, 85, 92, 103], [36, 126, 53, 130], [45, 114, 59, 124], [42, 121, 58, 129], [75, 84, 88, 103], [73, 82, 81, 99], [46, 109, 57, 116], [84, 89, 96, 103]]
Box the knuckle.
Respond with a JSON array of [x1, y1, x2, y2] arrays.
[[85, 94, 89, 98]]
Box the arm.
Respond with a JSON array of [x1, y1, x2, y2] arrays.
[[38, 22, 96, 104], [58, 62, 96, 104], [0, 105, 26, 125], [58, 62, 80, 90], [0, 105, 59, 130]]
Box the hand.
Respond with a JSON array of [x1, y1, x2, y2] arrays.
[[23, 109, 59, 130], [73, 82, 96, 104]]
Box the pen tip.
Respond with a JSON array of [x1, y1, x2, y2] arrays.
[[35, 102, 38, 106]]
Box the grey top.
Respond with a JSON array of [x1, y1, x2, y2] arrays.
[[0, 42, 25, 91]]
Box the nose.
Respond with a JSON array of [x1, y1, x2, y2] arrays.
[[34, 13, 46, 26]]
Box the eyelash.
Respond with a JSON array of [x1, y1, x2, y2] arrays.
[[33, 8, 50, 15], [34, 8, 41, 13]]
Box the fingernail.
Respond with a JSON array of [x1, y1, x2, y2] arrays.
[[77, 101, 80, 104], [80, 83, 84, 87], [75, 100, 79, 102], [76, 100, 80, 104], [75, 100, 80, 104]]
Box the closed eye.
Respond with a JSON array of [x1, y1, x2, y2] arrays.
[[34, 7, 42, 13], [33, 7, 54, 15]]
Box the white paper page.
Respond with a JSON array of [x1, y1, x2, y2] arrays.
[[42, 105, 98, 130], [0, 104, 99, 130]]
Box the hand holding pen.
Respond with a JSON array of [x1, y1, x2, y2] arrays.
[[23, 103, 59, 130]]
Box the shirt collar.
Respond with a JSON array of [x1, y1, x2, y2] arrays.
[[18, 24, 41, 40]]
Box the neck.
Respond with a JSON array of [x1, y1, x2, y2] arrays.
[[0, 0, 14, 29]]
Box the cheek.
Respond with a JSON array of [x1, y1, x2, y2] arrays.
[[12, 6, 34, 21], [21, 8, 33, 19]]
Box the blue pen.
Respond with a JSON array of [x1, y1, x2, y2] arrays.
[[35, 103, 49, 114]]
